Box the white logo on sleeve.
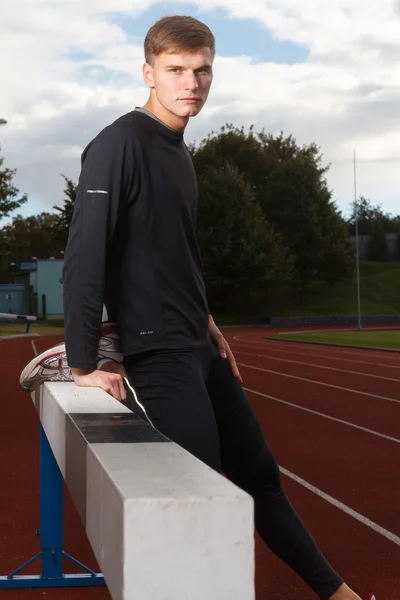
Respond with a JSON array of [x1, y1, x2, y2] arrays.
[[87, 190, 108, 194]]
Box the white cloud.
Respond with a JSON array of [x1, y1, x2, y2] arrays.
[[1, 0, 400, 219]]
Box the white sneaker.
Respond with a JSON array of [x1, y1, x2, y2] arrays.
[[19, 322, 123, 392]]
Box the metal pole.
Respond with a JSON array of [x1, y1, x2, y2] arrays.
[[354, 149, 362, 331], [42, 294, 47, 320]]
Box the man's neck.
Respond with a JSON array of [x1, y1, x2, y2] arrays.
[[142, 98, 189, 133]]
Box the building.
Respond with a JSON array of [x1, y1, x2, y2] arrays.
[[0, 283, 28, 315], [15, 258, 64, 318]]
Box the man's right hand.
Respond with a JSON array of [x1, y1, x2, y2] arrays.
[[71, 368, 127, 403]]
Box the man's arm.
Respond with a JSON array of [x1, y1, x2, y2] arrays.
[[63, 128, 130, 401]]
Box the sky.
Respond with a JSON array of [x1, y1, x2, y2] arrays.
[[1, 0, 400, 224]]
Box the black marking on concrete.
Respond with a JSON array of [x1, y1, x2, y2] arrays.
[[68, 413, 169, 444]]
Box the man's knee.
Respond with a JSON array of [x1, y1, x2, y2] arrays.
[[227, 446, 282, 495]]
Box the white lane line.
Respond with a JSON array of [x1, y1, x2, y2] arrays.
[[230, 341, 400, 371], [244, 387, 400, 444], [233, 349, 400, 383], [268, 342, 400, 362], [279, 466, 400, 547], [238, 362, 400, 405], [275, 326, 400, 335], [31, 339, 38, 356], [232, 334, 400, 362]]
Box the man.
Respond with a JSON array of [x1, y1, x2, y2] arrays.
[[21, 16, 375, 600]]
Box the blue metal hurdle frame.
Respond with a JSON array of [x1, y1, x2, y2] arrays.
[[0, 312, 37, 333], [0, 425, 106, 589]]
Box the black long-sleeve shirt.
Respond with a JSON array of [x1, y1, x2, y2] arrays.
[[63, 109, 209, 369]]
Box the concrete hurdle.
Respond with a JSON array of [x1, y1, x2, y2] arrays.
[[27, 382, 255, 599], [0, 312, 37, 333]]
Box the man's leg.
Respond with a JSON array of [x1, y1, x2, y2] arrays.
[[205, 348, 346, 600], [124, 349, 222, 472]]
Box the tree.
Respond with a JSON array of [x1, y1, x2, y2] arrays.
[[196, 162, 292, 311], [315, 201, 355, 288], [0, 212, 65, 281], [367, 218, 390, 262], [348, 196, 377, 235], [256, 133, 353, 298], [392, 216, 400, 234], [349, 196, 400, 235], [53, 175, 76, 247], [0, 146, 27, 221], [191, 126, 354, 303], [0, 229, 14, 283]]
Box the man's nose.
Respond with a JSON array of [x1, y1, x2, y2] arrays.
[[184, 72, 199, 90]]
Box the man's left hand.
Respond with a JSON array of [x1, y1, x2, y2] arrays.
[[208, 315, 243, 384]]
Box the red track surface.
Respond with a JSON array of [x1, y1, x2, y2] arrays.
[[1, 328, 399, 599]]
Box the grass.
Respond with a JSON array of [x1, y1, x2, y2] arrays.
[[0, 320, 64, 336], [216, 262, 400, 323], [269, 329, 400, 351], [277, 262, 400, 317]]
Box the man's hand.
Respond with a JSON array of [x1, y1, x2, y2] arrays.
[[71, 367, 127, 403], [208, 314, 243, 384]]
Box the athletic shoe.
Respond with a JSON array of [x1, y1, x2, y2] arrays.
[[19, 322, 123, 392]]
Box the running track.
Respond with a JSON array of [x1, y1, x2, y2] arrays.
[[1, 328, 399, 599]]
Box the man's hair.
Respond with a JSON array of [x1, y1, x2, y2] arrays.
[[144, 16, 215, 64]]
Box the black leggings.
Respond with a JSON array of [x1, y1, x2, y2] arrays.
[[124, 336, 343, 600]]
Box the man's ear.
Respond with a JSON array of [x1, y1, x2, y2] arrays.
[[143, 62, 155, 88]]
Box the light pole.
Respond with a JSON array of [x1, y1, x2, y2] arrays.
[[354, 149, 362, 331]]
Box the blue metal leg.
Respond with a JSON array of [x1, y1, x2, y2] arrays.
[[40, 423, 64, 579], [0, 425, 106, 588]]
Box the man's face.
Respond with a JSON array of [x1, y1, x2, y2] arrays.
[[143, 48, 214, 119]]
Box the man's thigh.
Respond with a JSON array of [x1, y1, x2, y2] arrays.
[[124, 350, 222, 472], [206, 354, 280, 487]]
